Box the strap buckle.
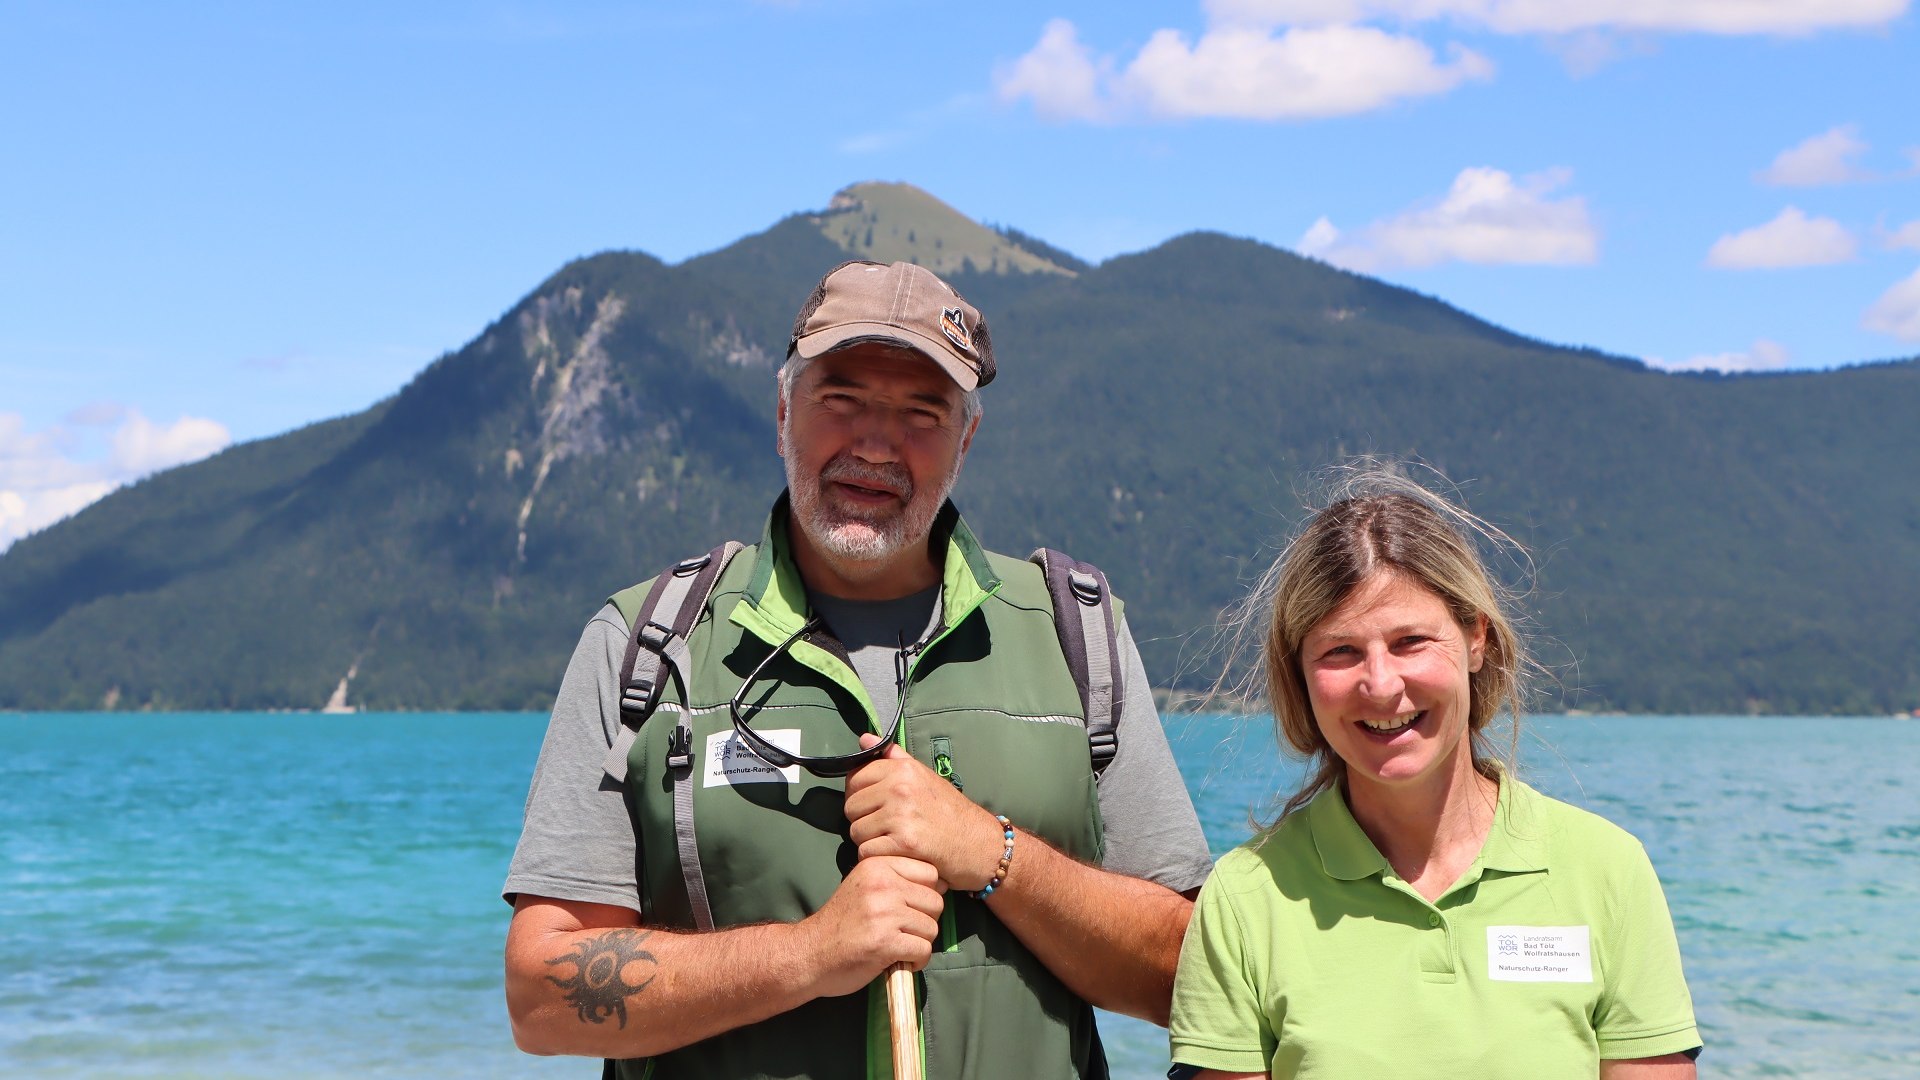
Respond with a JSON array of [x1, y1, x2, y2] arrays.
[[666, 725, 693, 770], [619, 678, 658, 719], [620, 622, 679, 721], [1087, 727, 1118, 764], [1068, 569, 1103, 606]]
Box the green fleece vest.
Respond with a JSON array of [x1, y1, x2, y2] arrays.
[[609, 502, 1112, 1080]]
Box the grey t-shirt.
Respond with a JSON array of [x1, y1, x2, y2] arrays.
[[504, 597, 1212, 911], [805, 584, 943, 731]]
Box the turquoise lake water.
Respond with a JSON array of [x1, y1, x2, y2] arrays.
[[2, 712, 1916, 1078]]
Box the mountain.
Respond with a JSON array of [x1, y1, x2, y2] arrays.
[[811, 181, 1078, 277], [3, 182, 1917, 714]]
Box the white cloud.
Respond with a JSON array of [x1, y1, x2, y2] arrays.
[[1204, 0, 1909, 34], [995, 19, 1113, 122], [111, 413, 231, 475], [0, 480, 119, 548], [0, 408, 231, 551], [997, 18, 1490, 122], [1886, 219, 1920, 251], [1000, 2, 1903, 123], [1863, 266, 1920, 341], [1299, 216, 1343, 252], [1758, 125, 1873, 186], [1646, 338, 1795, 373], [1296, 166, 1598, 270], [0, 416, 91, 496], [1121, 24, 1491, 119], [1705, 207, 1857, 268]]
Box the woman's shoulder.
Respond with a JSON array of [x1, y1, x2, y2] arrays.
[[1204, 812, 1324, 893], [1506, 778, 1655, 870]]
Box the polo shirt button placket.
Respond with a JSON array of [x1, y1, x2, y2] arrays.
[[1418, 908, 1458, 980]]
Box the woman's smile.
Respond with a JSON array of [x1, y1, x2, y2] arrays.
[[1302, 571, 1485, 799], [1357, 710, 1426, 736]]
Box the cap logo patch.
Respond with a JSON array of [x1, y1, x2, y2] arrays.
[[940, 306, 974, 354]]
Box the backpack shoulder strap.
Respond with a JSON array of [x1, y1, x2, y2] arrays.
[[1027, 548, 1122, 776], [600, 540, 744, 782]]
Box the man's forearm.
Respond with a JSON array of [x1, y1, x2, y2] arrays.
[[508, 859, 942, 1059], [507, 914, 814, 1058], [984, 829, 1194, 1025]]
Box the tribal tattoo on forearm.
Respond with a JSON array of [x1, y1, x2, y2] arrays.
[[545, 928, 659, 1027]]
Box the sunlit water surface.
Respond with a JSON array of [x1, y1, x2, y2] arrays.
[[2, 713, 1914, 1078]]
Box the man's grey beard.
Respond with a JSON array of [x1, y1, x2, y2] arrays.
[[784, 433, 961, 576]]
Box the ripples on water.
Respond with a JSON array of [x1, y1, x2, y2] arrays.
[[1, 713, 1915, 1078]]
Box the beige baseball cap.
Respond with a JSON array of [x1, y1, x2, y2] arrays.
[[789, 260, 996, 390]]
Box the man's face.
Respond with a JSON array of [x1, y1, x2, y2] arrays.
[[778, 343, 978, 577]]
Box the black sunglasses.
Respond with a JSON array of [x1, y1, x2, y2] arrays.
[[728, 616, 905, 778]]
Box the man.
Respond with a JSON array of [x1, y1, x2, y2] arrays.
[[504, 259, 1211, 1079]]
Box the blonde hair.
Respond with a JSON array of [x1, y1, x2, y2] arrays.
[[1219, 463, 1538, 824]]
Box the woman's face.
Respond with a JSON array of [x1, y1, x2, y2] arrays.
[[1300, 571, 1487, 802]]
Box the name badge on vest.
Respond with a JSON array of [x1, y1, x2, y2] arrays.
[[703, 728, 802, 787], [1487, 926, 1593, 982]]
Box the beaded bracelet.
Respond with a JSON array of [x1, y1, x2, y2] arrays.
[[973, 815, 1015, 899]]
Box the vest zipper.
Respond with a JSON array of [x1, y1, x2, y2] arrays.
[[893, 583, 998, 750], [866, 583, 1001, 1075], [931, 735, 961, 791], [897, 588, 997, 965]]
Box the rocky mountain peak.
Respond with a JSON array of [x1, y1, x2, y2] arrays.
[[812, 181, 1076, 278]]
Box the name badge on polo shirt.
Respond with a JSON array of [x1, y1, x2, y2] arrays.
[[703, 729, 801, 787], [1487, 926, 1593, 982]]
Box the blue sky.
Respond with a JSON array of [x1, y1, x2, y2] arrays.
[[3, 0, 1917, 547]]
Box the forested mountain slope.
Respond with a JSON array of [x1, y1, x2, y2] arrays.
[[4, 184, 1915, 714]]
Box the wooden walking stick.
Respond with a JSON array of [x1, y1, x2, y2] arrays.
[[886, 961, 922, 1080]]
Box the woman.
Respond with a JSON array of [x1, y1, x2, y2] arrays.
[[1170, 470, 1700, 1079]]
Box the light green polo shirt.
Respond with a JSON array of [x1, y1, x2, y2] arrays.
[[1169, 777, 1699, 1078]]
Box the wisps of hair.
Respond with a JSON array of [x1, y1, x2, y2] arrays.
[[1209, 457, 1548, 832]]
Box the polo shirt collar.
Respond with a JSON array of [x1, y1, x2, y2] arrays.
[[1308, 785, 1391, 881], [1307, 774, 1552, 882], [1478, 774, 1551, 874]]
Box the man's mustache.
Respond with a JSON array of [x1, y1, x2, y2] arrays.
[[821, 458, 912, 500]]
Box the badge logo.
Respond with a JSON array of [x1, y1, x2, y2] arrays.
[[1486, 926, 1592, 983], [939, 306, 974, 354], [703, 728, 801, 787]]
